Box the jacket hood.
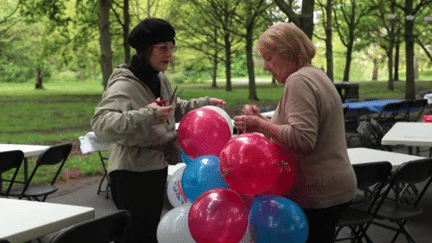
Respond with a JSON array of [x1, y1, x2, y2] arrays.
[[106, 65, 139, 90]]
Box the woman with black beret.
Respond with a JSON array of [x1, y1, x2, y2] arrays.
[[91, 18, 226, 243]]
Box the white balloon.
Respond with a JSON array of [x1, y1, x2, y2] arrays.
[[239, 224, 254, 243], [167, 166, 189, 208], [202, 105, 234, 135], [157, 204, 196, 243]]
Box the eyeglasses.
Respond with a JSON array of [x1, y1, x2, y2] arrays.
[[153, 44, 178, 54]]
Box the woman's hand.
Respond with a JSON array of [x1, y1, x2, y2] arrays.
[[242, 104, 260, 115], [233, 115, 262, 133], [152, 99, 174, 123], [209, 98, 226, 108]]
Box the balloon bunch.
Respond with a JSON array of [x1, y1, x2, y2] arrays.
[[158, 106, 308, 243]]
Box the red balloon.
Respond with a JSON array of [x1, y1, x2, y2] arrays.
[[188, 188, 248, 243], [178, 107, 231, 159], [262, 143, 296, 195], [219, 133, 282, 195]]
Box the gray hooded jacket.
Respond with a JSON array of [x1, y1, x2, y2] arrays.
[[91, 65, 210, 173]]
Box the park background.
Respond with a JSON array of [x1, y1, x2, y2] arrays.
[[1, 0, 432, 183]]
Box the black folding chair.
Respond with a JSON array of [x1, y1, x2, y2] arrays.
[[357, 121, 390, 151], [49, 210, 130, 243], [97, 151, 111, 199], [335, 161, 392, 242], [0, 150, 24, 197], [372, 158, 432, 243], [408, 99, 428, 121], [394, 100, 413, 122], [8, 143, 72, 201], [375, 102, 401, 132]]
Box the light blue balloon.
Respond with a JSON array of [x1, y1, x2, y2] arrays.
[[181, 150, 193, 165], [181, 155, 229, 202], [249, 195, 308, 243]]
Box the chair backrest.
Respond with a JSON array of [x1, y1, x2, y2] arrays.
[[18, 143, 72, 200], [49, 210, 130, 243], [357, 121, 383, 149], [31, 143, 72, 183], [370, 118, 384, 139], [354, 161, 392, 192], [396, 100, 413, 120], [378, 102, 401, 120], [410, 99, 428, 121], [0, 150, 24, 196], [357, 122, 375, 149], [381, 158, 432, 207]]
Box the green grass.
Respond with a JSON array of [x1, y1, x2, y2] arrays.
[[1, 77, 432, 185]]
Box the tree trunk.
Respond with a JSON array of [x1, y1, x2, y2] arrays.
[[211, 27, 218, 88], [99, 0, 113, 90], [246, 23, 258, 100], [299, 0, 315, 40], [224, 33, 232, 91], [387, 43, 394, 91], [404, 0, 415, 100], [35, 67, 43, 89], [212, 54, 218, 88], [123, 0, 131, 64], [274, 0, 315, 40], [394, 44, 400, 81], [325, 0, 334, 81], [343, 46, 352, 82], [372, 58, 379, 81]]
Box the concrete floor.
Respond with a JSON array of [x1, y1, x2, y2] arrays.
[[33, 138, 432, 242]]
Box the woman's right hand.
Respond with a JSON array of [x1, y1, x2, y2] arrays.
[[152, 99, 173, 123]]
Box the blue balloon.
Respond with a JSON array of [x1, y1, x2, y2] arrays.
[[181, 155, 229, 202], [181, 150, 193, 165], [249, 195, 308, 243]]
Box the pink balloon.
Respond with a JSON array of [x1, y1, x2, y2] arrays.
[[188, 188, 248, 243], [219, 133, 282, 195], [262, 143, 296, 195], [178, 107, 231, 159]]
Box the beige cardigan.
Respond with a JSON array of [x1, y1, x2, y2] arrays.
[[272, 65, 357, 209]]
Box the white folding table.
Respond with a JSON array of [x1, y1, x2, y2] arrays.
[[0, 144, 50, 182], [0, 198, 95, 243], [347, 147, 426, 167], [381, 122, 432, 155]]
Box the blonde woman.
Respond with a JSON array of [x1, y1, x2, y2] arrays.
[[234, 23, 356, 243]]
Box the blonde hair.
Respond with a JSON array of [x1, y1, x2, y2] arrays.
[[256, 22, 316, 69]]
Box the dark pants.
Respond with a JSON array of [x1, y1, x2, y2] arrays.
[[110, 168, 167, 243], [302, 201, 351, 243]]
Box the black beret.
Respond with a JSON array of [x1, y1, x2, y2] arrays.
[[128, 18, 175, 53]]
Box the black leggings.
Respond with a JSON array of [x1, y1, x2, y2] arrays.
[[109, 168, 167, 243], [302, 201, 351, 243]]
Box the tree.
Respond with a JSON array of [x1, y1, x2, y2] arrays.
[[391, 0, 432, 99], [99, 0, 113, 90], [316, 0, 335, 81], [333, 0, 376, 81], [231, 0, 271, 100], [179, 0, 243, 92], [274, 0, 316, 40]]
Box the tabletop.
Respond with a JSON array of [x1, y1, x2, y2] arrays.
[[0, 144, 50, 158], [0, 198, 95, 243], [347, 147, 425, 167], [343, 99, 401, 116], [381, 122, 432, 147]]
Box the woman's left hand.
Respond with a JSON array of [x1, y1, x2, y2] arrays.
[[209, 98, 226, 108]]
